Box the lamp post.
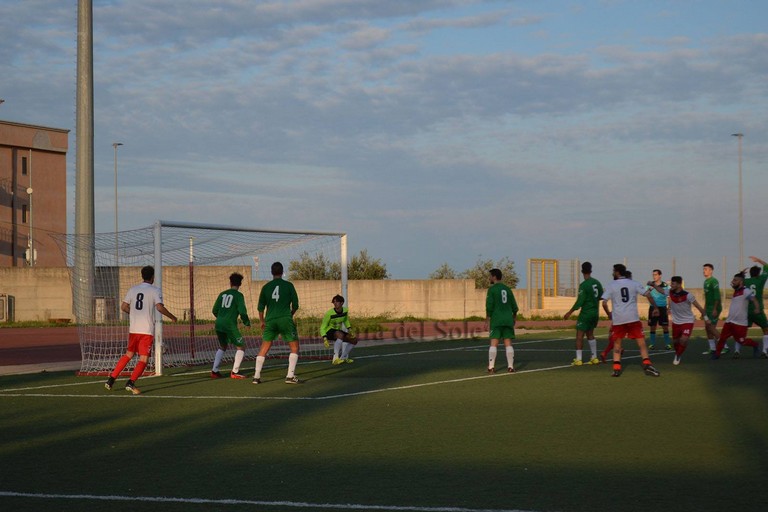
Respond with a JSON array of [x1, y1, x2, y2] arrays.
[[112, 142, 123, 267], [732, 133, 744, 269]]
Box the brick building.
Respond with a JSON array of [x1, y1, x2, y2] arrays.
[[0, 120, 69, 267]]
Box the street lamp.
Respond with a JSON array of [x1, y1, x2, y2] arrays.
[[732, 133, 744, 269], [112, 142, 123, 266]]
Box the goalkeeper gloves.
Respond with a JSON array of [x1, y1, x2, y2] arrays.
[[323, 336, 329, 348]]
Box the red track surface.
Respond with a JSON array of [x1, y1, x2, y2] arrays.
[[0, 320, 620, 367]]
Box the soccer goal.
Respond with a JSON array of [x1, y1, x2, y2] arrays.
[[55, 221, 347, 376]]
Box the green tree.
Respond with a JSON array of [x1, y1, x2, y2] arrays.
[[288, 252, 341, 280], [460, 256, 519, 289], [348, 249, 389, 280], [429, 263, 458, 279], [287, 249, 388, 280]]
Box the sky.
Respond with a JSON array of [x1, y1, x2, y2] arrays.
[[1, 0, 767, 284]]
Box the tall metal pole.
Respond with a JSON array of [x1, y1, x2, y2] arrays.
[[732, 133, 744, 269], [113, 142, 123, 266], [74, 0, 95, 323]]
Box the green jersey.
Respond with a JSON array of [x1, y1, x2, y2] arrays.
[[703, 276, 721, 314], [572, 277, 604, 314], [744, 264, 768, 313], [320, 306, 350, 336], [486, 282, 518, 328], [213, 288, 250, 330], [258, 278, 299, 320]]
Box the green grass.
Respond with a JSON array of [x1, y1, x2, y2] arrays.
[[1, 330, 767, 512]]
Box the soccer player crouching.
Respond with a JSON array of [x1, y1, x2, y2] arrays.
[[668, 276, 710, 365], [320, 294, 357, 364]]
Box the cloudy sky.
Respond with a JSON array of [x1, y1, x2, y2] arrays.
[[1, 0, 767, 283]]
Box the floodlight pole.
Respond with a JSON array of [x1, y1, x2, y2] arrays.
[[732, 133, 744, 269]]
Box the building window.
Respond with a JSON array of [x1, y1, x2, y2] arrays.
[[22, 157, 28, 175], [22, 204, 28, 223]]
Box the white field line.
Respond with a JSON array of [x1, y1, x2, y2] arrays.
[[0, 491, 537, 512], [0, 338, 670, 400]]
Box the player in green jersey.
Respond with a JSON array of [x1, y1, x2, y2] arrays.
[[563, 262, 604, 365], [253, 262, 301, 384], [485, 268, 519, 373], [702, 263, 725, 354], [745, 256, 768, 358], [211, 272, 251, 379], [320, 294, 356, 364]]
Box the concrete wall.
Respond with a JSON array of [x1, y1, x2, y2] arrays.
[[0, 266, 735, 322]]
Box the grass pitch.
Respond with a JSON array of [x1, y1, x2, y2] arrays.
[[1, 330, 766, 512]]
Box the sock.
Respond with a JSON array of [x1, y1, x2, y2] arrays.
[[341, 342, 353, 359], [333, 339, 343, 359], [741, 338, 758, 347], [130, 360, 147, 382], [287, 353, 299, 378], [212, 349, 225, 372], [649, 332, 656, 345], [734, 341, 742, 353], [254, 355, 266, 379], [110, 355, 131, 379], [505, 346, 515, 369], [488, 346, 497, 369], [663, 332, 671, 345], [613, 362, 622, 371], [708, 339, 716, 351], [233, 349, 245, 373], [642, 358, 652, 366], [575, 349, 583, 361], [763, 335, 768, 353], [588, 339, 597, 358]]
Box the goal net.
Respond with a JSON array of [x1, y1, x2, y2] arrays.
[[55, 221, 347, 376]]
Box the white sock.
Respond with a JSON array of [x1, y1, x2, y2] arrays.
[[254, 355, 266, 379], [763, 335, 768, 353], [287, 353, 299, 378], [588, 339, 597, 358], [575, 349, 583, 361], [708, 339, 716, 351], [212, 349, 225, 372], [734, 342, 741, 353], [233, 349, 245, 373], [505, 346, 515, 369], [488, 346, 497, 369], [341, 342, 353, 359], [334, 339, 343, 359]]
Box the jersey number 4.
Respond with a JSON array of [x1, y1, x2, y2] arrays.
[[272, 286, 280, 302]]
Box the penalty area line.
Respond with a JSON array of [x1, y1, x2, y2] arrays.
[[0, 490, 537, 512]]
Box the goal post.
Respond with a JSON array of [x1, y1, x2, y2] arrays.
[[55, 220, 347, 376]]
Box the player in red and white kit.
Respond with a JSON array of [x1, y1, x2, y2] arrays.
[[105, 266, 177, 394], [668, 276, 709, 365], [601, 264, 660, 377], [713, 272, 761, 359]]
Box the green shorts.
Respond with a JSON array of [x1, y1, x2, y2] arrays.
[[489, 326, 515, 340], [705, 307, 721, 324], [216, 327, 244, 348], [263, 316, 299, 342], [575, 311, 599, 332], [748, 311, 768, 329]]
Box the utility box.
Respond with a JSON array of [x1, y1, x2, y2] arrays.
[[0, 294, 15, 323]]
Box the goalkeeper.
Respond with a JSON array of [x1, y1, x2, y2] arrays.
[[320, 295, 356, 364]]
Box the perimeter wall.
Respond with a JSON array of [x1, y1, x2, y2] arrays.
[[0, 267, 737, 322]]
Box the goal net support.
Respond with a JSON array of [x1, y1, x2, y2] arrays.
[[56, 221, 347, 376]]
